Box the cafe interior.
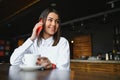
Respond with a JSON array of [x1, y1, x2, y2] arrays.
[[0, 0, 120, 80]]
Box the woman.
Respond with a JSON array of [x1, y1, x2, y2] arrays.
[[10, 8, 70, 70]]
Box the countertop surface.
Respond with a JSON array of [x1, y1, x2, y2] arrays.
[[70, 59, 120, 63], [1, 63, 120, 80]]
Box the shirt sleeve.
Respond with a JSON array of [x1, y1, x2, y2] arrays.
[[56, 37, 70, 70], [10, 38, 34, 65]]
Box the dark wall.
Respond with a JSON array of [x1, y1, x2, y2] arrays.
[[2, 11, 120, 60], [61, 13, 120, 56]]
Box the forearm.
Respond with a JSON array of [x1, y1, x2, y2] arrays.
[[10, 38, 33, 65]]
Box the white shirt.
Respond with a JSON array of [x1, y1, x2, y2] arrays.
[[10, 37, 70, 70]]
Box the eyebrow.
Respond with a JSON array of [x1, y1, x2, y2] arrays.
[[47, 17, 60, 21]]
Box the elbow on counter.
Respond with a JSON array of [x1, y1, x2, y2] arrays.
[[10, 54, 23, 66]]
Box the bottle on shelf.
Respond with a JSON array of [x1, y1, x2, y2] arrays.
[[105, 53, 109, 60], [112, 26, 120, 60], [109, 51, 114, 60]]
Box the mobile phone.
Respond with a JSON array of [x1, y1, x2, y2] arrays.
[[36, 19, 43, 36]]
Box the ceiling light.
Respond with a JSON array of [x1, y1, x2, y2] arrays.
[[51, 3, 56, 7]]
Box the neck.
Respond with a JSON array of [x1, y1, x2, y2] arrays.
[[43, 33, 52, 40]]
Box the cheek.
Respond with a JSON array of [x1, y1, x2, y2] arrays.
[[56, 26, 59, 30], [45, 23, 50, 28]]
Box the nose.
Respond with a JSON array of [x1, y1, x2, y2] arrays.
[[51, 20, 56, 26]]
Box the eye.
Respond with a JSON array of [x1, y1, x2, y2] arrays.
[[48, 18, 52, 22], [56, 20, 60, 24]]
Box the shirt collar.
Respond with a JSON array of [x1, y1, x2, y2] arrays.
[[41, 36, 54, 46]]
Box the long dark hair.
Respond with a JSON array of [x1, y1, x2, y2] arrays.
[[37, 7, 61, 46]]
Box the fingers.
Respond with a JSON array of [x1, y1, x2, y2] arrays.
[[40, 57, 51, 63], [41, 63, 52, 69], [36, 26, 43, 36], [36, 57, 52, 69], [34, 22, 43, 37], [30, 22, 43, 41], [46, 63, 52, 69], [36, 58, 41, 65], [34, 23, 43, 34]]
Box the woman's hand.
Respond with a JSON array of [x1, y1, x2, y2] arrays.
[[30, 21, 43, 41], [36, 57, 52, 69]]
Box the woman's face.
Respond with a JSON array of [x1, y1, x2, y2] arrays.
[[43, 12, 60, 38]]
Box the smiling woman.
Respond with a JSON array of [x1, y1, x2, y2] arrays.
[[10, 7, 70, 70]]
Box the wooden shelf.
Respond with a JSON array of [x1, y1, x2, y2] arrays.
[[73, 34, 92, 58]]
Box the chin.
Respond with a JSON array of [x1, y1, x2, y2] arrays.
[[49, 33, 54, 36], [49, 31, 56, 35]]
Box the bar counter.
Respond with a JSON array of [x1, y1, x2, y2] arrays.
[[70, 59, 120, 73], [71, 59, 120, 63], [0, 63, 70, 80], [0, 63, 120, 80]]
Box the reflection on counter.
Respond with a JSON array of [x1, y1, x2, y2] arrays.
[[9, 66, 70, 80]]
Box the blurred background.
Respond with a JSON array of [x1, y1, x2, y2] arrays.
[[0, 0, 120, 62]]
